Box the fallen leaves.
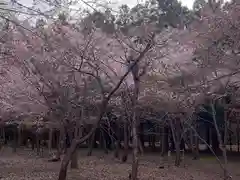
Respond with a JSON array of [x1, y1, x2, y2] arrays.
[[0, 147, 239, 180]]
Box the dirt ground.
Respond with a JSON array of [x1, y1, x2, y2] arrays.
[[0, 147, 240, 180]]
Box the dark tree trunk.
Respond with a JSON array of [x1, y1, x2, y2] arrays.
[[36, 134, 40, 155], [122, 120, 129, 162], [58, 99, 110, 180], [212, 129, 220, 154], [175, 143, 181, 166], [58, 145, 74, 180], [87, 130, 96, 156], [58, 119, 105, 180], [161, 127, 169, 155], [139, 123, 145, 150], [170, 136, 175, 151], [31, 137, 35, 151], [102, 130, 109, 154], [114, 123, 120, 159], [71, 127, 79, 169], [175, 120, 182, 166], [70, 150, 78, 169], [12, 128, 17, 153], [206, 126, 210, 144], [164, 127, 169, 153], [193, 128, 199, 160], [170, 118, 182, 167], [114, 141, 120, 158], [48, 128, 53, 155], [18, 126, 22, 146], [159, 126, 168, 168]]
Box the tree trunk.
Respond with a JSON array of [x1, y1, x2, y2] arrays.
[[212, 129, 220, 154], [169, 118, 181, 166], [131, 79, 140, 180], [0, 127, 4, 149], [190, 129, 193, 152], [164, 127, 169, 153], [114, 140, 120, 159], [237, 116, 239, 152], [58, 140, 77, 180], [57, 127, 64, 159], [122, 120, 129, 162], [175, 143, 181, 166], [159, 126, 166, 168], [48, 127, 53, 156], [211, 105, 229, 180], [193, 131, 199, 160], [58, 124, 102, 180], [87, 131, 95, 156], [18, 125, 22, 147], [222, 110, 229, 180], [131, 116, 139, 180], [71, 126, 79, 169], [138, 123, 144, 153], [58, 99, 109, 180], [206, 126, 210, 147], [114, 123, 120, 159], [138, 137, 144, 154], [193, 122, 199, 160], [36, 134, 40, 155], [229, 120, 232, 152], [59, 126, 64, 154], [102, 130, 109, 154], [2, 127, 5, 145], [12, 127, 17, 153], [58, 135, 87, 180], [70, 150, 78, 169]]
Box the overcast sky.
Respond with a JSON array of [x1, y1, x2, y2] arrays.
[[119, 0, 194, 8], [17, 0, 194, 9]]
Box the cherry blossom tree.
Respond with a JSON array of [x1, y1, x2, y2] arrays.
[[0, 1, 214, 179], [0, 16, 159, 179]]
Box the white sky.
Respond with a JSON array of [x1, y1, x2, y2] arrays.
[[8, 0, 194, 24], [119, 0, 194, 8], [177, 0, 194, 8], [17, 0, 194, 9]]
